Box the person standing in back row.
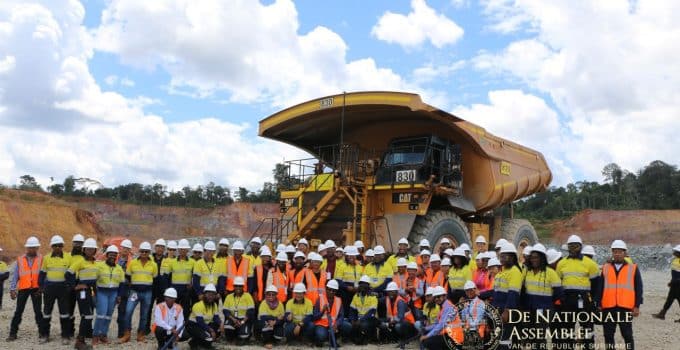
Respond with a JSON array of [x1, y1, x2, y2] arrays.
[[40, 234, 73, 345], [0, 246, 8, 309], [121, 241, 158, 343], [653, 244, 680, 322], [66, 238, 100, 350], [7, 236, 48, 342]]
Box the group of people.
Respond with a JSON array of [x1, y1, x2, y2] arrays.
[[1, 232, 677, 350]]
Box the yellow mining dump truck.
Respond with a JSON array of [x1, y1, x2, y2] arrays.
[[257, 91, 552, 253]]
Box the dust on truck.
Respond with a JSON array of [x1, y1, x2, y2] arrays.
[[258, 91, 552, 253]]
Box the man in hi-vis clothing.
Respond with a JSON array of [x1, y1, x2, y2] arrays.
[[598, 240, 642, 350]]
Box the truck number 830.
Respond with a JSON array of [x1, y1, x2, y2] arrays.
[[395, 170, 416, 182]]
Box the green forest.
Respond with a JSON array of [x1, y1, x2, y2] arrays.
[[2, 161, 680, 220]]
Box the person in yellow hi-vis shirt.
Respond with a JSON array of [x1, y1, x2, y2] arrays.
[[0, 246, 8, 309], [66, 238, 99, 350], [222, 276, 255, 342], [92, 245, 125, 345], [120, 241, 158, 344], [386, 238, 416, 274], [187, 283, 222, 348], [284, 283, 314, 342], [653, 244, 680, 322], [448, 248, 472, 303], [167, 239, 195, 319], [39, 235, 73, 344], [555, 235, 600, 350], [492, 242, 523, 350], [364, 246, 393, 296], [192, 241, 226, 298], [349, 275, 379, 345]]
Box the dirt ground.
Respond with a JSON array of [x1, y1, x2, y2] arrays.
[[0, 270, 678, 350]]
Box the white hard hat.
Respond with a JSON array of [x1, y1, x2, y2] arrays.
[[359, 275, 372, 284], [354, 240, 364, 248], [317, 243, 326, 253], [309, 252, 323, 262], [419, 239, 430, 247], [139, 241, 152, 250], [164, 288, 178, 298], [582, 245, 596, 255], [294, 251, 306, 259], [365, 249, 375, 257], [192, 243, 204, 252], [260, 246, 272, 257], [121, 239, 133, 249], [23, 237, 39, 248], [398, 238, 409, 246], [203, 283, 217, 293], [298, 238, 309, 246], [373, 245, 385, 255], [452, 248, 466, 257], [459, 243, 470, 252], [429, 254, 441, 263], [276, 243, 286, 253], [464, 280, 476, 290], [531, 243, 547, 255], [546, 249, 562, 264], [218, 238, 230, 246], [444, 248, 455, 257], [420, 249, 431, 256], [167, 240, 178, 250], [523, 245, 533, 255], [155, 239, 166, 247], [425, 287, 434, 296], [500, 243, 517, 254], [487, 257, 501, 267], [397, 258, 408, 267], [324, 240, 336, 248], [251, 237, 262, 245], [475, 236, 487, 244], [293, 283, 306, 293], [567, 234, 583, 245], [326, 279, 339, 290], [232, 241, 244, 251], [441, 258, 452, 266], [495, 238, 508, 247], [105, 245, 119, 254], [178, 239, 190, 249], [486, 251, 498, 259], [432, 286, 447, 297], [233, 277, 245, 286], [276, 252, 288, 262], [204, 241, 216, 251], [385, 281, 399, 292], [610, 240, 627, 250], [336, 247, 343, 252], [72, 234, 85, 242], [407, 262, 418, 270], [83, 238, 97, 249], [50, 235, 65, 246], [476, 252, 487, 260], [440, 238, 451, 245], [345, 246, 359, 256], [265, 285, 278, 294], [285, 245, 296, 253], [674, 244, 680, 253]]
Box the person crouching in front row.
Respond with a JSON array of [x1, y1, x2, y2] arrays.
[[222, 276, 255, 343], [186, 283, 221, 349], [257, 285, 286, 349], [284, 283, 314, 343], [152, 288, 184, 350]]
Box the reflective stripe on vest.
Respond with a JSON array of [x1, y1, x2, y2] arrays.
[[271, 269, 288, 303], [151, 303, 181, 332], [305, 269, 326, 305], [18, 255, 42, 290], [601, 263, 636, 309], [227, 257, 249, 291], [255, 265, 269, 302], [287, 268, 306, 289], [386, 296, 415, 324], [314, 295, 342, 328]]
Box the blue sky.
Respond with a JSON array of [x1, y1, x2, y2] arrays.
[[1, 0, 678, 192]]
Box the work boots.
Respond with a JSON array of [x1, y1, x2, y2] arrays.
[[92, 336, 99, 346], [74, 336, 89, 350], [652, 310, 666, 320], [136, 330, 146, 343], [118, 330, 131, 343]]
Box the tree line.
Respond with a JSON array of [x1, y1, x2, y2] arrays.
[[514, 160, 680, 221], [2, 163, 297, 208]]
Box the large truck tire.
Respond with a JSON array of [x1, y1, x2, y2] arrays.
[[500, 218, 539, 250], [408, 210, 470, 254]]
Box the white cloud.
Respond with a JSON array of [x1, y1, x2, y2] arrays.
[[453, 90, 573, 185], [94, 0, 418, 108], [477, 0, 680, 180], [0, 0, 306, 190], [371, 0, 464, 49], [412, 60, 465, 84], [104, 74, 135, 87]]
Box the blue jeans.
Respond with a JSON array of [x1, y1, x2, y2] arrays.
[[93, 288, 118, 337], [125, 290, 152, 332]]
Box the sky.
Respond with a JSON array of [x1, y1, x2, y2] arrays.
[[1, 0, 679, 193]]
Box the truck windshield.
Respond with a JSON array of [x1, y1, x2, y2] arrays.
[[384, 147, 426, 166]]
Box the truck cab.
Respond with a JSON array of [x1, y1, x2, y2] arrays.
[[375, 135, 462, 188]]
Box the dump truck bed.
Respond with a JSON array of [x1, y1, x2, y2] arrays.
[[259, 91, 552, 213]]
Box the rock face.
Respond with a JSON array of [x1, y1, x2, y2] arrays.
[[0, 189, 279, 259]]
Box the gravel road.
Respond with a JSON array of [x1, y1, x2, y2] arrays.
[[0, 270, 678, 349]]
